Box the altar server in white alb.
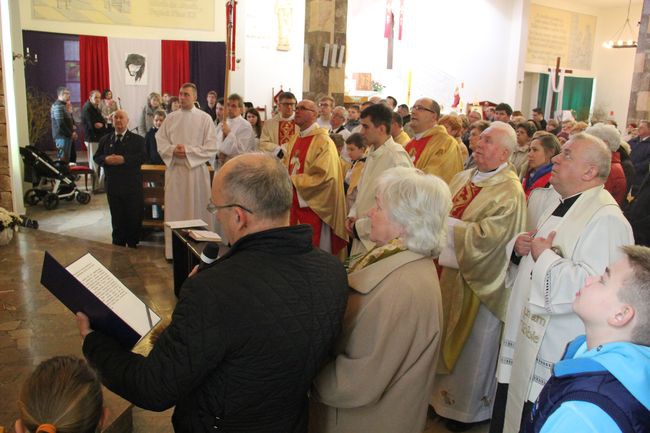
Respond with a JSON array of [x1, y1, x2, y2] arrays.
[[491, 132, 634, 433], [215, 93, 256, 166], [156, 82, 218, 259]]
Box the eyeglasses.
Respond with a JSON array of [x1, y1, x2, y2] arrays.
[[280, 102, 297, 107], [207, 199, 254, 215], [411, 105, 436, 114], [295, 106, 316, 113]]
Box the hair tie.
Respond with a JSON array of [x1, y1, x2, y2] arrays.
[[36, 424, 57, 433]]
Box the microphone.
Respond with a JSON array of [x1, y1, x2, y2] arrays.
[[198, 243, 220, 271]]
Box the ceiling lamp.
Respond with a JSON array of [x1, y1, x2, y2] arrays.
[[602, 0, 638, 49]]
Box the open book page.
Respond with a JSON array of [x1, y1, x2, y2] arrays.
[[165, 219, 208, 229], [188, 229, 222, 242], [66, 253, 161, 336]]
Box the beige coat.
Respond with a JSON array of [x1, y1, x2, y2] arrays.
[[311, 250, 443, 433]]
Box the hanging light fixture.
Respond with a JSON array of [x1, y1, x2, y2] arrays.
[[602, 0, 638, 49]]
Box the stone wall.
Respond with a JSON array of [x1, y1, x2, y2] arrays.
[[302, 0, 348, 105], [0, 43, 12, 212], [627, 0, 650, 124]]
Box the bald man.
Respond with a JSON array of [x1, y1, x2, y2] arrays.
[[404, 97, 463, 183], [94, 110, 145, 248], [493, 132, 634, 433], [283, 99, 348, 256]]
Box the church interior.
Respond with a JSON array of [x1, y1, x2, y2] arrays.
[[0, 0, 648, 432]]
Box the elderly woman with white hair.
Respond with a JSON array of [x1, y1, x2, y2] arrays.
[[586, 122, 628, 206], [310, 166, 452, 433]]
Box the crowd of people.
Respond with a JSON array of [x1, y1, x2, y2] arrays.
[[36, 84, 650, 433]]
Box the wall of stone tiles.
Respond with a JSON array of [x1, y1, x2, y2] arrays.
[[303, 0, 347, 105], [627, 0, 650, 124], [0, 43, 12, 212]]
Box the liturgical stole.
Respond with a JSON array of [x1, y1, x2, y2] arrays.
[[279, 120, 296, 145]]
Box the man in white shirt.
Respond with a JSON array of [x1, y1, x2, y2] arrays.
[[216, 93, 256, 165], [156, 82, 218, 259], [345, 103, 413, 260]]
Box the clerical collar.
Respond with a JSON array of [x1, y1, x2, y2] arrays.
[[280, 114, 295, 121], [472, 162, 508, 183], [300, 123, 319, 137], [414, 131, 425, 140], [552, 193, 581, 217]]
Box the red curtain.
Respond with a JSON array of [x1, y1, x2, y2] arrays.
[[79, 35, 109, 102], [161, 40, 190, 96]]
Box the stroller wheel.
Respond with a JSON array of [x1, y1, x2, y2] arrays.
[[76, 191, 91, 205], [43, 193, 59, 210], [24, 189, 40, 205]]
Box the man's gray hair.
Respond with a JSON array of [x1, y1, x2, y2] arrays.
[[333, 106, 348, 120], [375, 167, 452, 256], [487, 121, 517, 155], [572, 132, 611, 180], [586, 123, 621, 152], [221, 154, 292, 220]]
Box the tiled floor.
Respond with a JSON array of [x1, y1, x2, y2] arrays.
[[2, 174, 488, 433]]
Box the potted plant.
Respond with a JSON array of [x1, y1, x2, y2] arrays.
[[0, 207, 22, 245]]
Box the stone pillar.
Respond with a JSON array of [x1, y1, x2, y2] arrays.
[[627, 0, 650, 124], [302, 0, 347, 104], [0, 44, 11, 211]]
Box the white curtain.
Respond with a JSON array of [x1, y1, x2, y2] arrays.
[[108, 38, 162, 132]]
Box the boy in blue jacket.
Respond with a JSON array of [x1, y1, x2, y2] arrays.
[[524, 245, 650, 433]]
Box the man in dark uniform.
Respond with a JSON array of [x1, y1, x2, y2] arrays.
[[94, 110, 145, 248]]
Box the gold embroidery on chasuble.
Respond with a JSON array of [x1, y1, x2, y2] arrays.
[[450, 181, 482, 219], [279, 120, 296, 145]]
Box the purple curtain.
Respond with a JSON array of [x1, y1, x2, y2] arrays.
[[23, 30, 80, 151], [189, 41, 226, 104]]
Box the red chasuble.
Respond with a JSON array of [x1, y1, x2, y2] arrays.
[[288, 135, 346, 253], [278, 120, 296, 145], [404, 136, 429, 165]]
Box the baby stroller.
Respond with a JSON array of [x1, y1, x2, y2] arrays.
[[20, 145, 91, 210]]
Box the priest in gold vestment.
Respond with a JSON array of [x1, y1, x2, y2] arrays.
[[283, 100, 348, 256], [259, 91, 299, 156], [404, 98, 463, 184], [431, 121, 526, 430]]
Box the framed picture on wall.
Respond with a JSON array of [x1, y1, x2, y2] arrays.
[[353, 73, 372, 91], [124, 53, 147, 86]]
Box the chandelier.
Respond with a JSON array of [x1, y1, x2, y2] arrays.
[[602, 0, 638, 49]]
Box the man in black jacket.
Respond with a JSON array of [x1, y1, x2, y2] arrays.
[[50, 86, 75, 162], [77, 153, 349, 433], [94, 110, 144, 248], [81, 89, 109, 188]]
